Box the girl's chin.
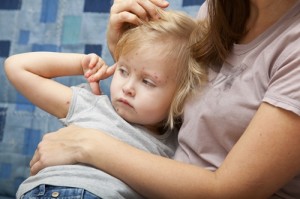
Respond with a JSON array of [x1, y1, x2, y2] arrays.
[[115, 108, 132, 120]]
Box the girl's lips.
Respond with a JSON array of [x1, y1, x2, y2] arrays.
[[118, 98, 133, 108]]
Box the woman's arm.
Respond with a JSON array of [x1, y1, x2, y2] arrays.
[[4, 52, 84, 118], [107, 0, 169, 58], [30, 102, 300, 198]]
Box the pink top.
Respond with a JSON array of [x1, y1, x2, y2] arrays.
[[174, 1, 300, 198]]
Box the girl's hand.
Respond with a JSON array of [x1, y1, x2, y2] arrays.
[[81, 53, 116, 95], [107, 0, 169, 57]]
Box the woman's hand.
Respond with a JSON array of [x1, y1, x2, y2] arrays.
[[107, 0, 169, 58], [81, 53, 116, 95], [29, 125, 100, 175]]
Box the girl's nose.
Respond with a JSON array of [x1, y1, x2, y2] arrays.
[[122, 82, 135, 96]]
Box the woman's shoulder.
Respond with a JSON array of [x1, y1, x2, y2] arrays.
[[196, 1, 208, 20]]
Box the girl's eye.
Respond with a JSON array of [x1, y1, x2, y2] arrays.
[[118, 67, 129, 77], [143, 79, 155, 87]]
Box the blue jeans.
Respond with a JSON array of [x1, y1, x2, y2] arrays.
[[21, 184, 102, 199]]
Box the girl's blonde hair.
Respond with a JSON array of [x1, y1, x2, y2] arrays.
[[114, 9, 207, 129]]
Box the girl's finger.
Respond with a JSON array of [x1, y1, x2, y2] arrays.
[[88, 54, 101, 68], [89, 65, 109, 81], [89, 82, 102, 95], [106, 63, 117, 76]]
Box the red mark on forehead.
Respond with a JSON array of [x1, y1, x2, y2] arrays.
[[153, 73, 159, 80]]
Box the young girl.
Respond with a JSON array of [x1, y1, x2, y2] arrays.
[[5, 10, 206, 199]]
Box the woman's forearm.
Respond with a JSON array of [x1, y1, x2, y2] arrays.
[[77, 103, 300, 199], [31, 103, 300, 199], [80, 131, 218, 198], [31, 126, 216, 198]]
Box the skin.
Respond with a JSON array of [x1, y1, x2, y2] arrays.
[[12, 0, 300, 198]]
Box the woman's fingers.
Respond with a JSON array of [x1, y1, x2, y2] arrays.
[[29, 148, 39, 168], [108, 0, 169, 58], [29, 130, 80, 175], [137, 0, 169, 19], [111, 0, 169, 21]]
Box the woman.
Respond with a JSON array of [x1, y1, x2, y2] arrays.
[[29, 0, 300, 198]]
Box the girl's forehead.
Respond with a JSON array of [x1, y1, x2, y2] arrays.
[[119, 44, 178, 74]]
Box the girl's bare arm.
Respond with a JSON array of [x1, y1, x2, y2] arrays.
[[4, 52, 85, 118]]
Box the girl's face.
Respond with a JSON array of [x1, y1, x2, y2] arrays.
[[110, 45, 177, 128]]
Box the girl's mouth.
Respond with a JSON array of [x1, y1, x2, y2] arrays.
[[118, 98, 133, 108]]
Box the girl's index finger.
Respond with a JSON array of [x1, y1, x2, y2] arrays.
[[107, 63, 117, 76]]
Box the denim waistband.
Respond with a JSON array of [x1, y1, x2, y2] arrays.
[[20, 185, 101, 199]]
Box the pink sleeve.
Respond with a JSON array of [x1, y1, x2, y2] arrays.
[[196, 1, 208, 20]]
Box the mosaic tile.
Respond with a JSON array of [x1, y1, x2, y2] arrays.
[[0, 0, 22, 10]]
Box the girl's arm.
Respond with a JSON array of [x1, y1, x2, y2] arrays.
[[30, 102, 300, 198], [4, 52, 85, 118]]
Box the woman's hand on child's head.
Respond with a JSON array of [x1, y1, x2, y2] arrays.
[[107, 0, 169, 58], [81, 53, 116, 95], [110, 0, 169, 23]]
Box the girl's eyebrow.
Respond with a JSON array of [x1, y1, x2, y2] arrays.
[[142, 70, 168, 85], [116, 61, 128, 69]]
